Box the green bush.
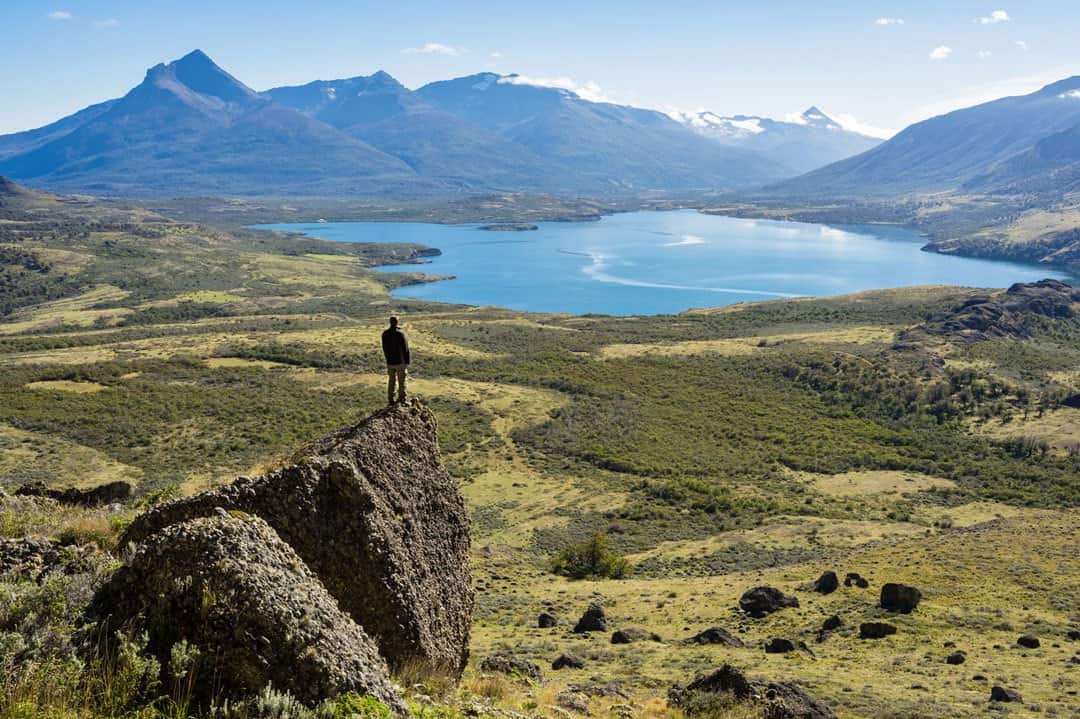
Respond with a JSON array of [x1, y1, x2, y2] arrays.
[[551, 532, 632, 579], [317, 693, 392, 719]]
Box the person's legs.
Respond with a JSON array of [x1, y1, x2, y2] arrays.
[[387, 364, 398, 404], [395, 365, 408, 403]]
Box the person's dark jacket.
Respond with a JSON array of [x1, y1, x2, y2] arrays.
[[381, 326, 410, 365]]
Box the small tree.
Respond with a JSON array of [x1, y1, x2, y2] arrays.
[[552, 532, 632, 579]]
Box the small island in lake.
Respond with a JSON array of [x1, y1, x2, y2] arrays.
[[477, 223, 539, 232]]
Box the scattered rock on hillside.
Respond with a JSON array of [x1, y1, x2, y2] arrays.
[[859, 622, 897, 639], [121, 401, 473, 675], [821, 616, 843, 632], [739, 586, 800, 618], [555, 690, 591, 715], [946, 650, 967, 665], [573, 604, 608, 633], [611, 627, 662, 644], [480, 654, 543, 682], [843, 573, 869, 588], [1017, 635, 1040, 649], [990, 686, 1023, 703], [685, 627, 744, 647], [15, 480, 132, 507], [538, 611, 559, 628], [880, 583, 922, 613], [0, 536, 61, 578], [813, 571, 838, 594], [1068, 629, 1080, 641], [764, 638, 813, 656], [552, 653, 585, 670], [669, 664, 837, 718], [89, 513, 405, 713]]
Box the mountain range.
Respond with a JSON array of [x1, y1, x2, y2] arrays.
[[770, 76, 1080, 198], [0, 50, 873, 198], [673, 107, 880, 176]]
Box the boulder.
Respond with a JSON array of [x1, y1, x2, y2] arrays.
[[479, 654, 543, 682], [1068, 629, 1080, 641], [1017, 635, 1040, 649], [821, 616, 842, 632], [538, 611, 559, 628], [552, 653, 586, 670], [555, 690, 591, 715], [945, 650, 966, 665], [685, 627, 744, 648], [880, 583, 922, 613], [990, 686, 1022, 703], [668, 664, 836, 719], [89, 513, 405, 713], [739, 586, 799, 618], [121, 402, 472, 676], [611, 627, 662, 644], [764, 638, 812, 656], [573, 604, 608, 633], [15, 480, 132, 507], [843, 573, 869, 588], [812, 571, 838, 595], [0, 536, 61, 579], [859, 622, 897, 639]]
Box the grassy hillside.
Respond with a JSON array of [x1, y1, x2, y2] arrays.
[[1, 188, 1078, 718]]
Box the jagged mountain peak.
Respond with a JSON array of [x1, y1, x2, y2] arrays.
[[800, 106, 841, 129], [141, 49, 259, 108]]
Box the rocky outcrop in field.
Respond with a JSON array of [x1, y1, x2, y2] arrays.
[[92, 401, 472, 711]]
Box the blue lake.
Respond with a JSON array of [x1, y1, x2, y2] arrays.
[[257, 211, 1069, 315]]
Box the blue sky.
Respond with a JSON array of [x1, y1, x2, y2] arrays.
[[2, 0, 1079, 137]]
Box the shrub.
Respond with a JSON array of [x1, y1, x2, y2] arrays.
[[317, 693, 392, 719], [551, 532, 632, 579]]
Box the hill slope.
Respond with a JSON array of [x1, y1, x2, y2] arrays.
[[772, 77, 1080, 196]]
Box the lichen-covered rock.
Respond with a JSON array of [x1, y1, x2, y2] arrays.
[[479, 653, 543, 681], [669, 664, 836, 719], [880, 583, 921, 613], [685, 627, 744, 647], [739, 586, 799, 618], [15, 480, 132, 507], [91, 513, 405, 713], [573, 603, 608, 633], [611, 627, 662, 644], [121, 401, 472, 675]]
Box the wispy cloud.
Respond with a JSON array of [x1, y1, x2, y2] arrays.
[[978, 50, 993, 59], [975, 10, 1010, 25], [1060, 90, 1080, 100], [490, 51, 502, 58], [403, 43, 465, 56], [875, 17, 905, 26], [92, 18, 119, 29], [47, 10, 72, 20], [497, 74, 611, 103], [929, 45, 953, 61], [1014, 39, 1029, 51]]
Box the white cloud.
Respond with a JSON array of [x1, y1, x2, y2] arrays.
[[47, 10, 72, 20], [497, 74, 611, 103], [403, 43, 465, 56], [978, 50, 993, 59], [1060, 90, 1080, 100], [1014, 39, 1029, 51], [490, 51, 502, 58], [975, 10, 1010, 24], [92, 18, 119, 29], [929, 45, 953, 61], [831, 112, 897, 139], [875, 17, 905, 26]]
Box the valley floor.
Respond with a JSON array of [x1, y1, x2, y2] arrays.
[[1, 189, 1078, 718]]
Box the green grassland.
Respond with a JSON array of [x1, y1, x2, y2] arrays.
[[1, 188, 1078, 718]]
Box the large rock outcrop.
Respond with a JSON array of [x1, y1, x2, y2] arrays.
[[91, 513, 406, 713], [120, 401, 473, 676]]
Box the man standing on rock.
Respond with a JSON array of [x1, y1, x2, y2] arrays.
[[381, 316, 410, 405]]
